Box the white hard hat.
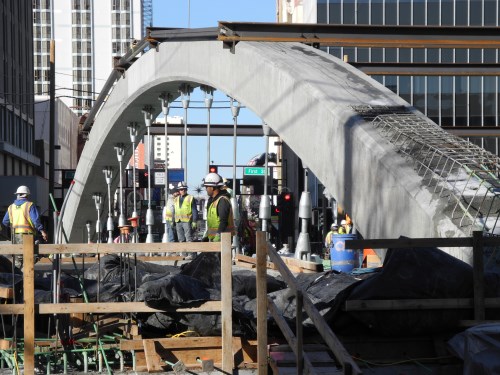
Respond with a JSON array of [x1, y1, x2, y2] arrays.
[[15, 186, 30, 195], [203, 173, 224, 187], [176, 181, 188, 190], [341, 219, 347, 225], [331, 223, 338, 229]]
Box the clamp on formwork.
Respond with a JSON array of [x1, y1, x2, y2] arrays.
[[352, 105, 500, 235]]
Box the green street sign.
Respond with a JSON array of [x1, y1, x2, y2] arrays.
[[244, 167, 266, 176]]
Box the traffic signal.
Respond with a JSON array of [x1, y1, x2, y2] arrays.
[[278, 191, 294, 242], [138, 169, 148, 188], [209, 165, 218, 174]]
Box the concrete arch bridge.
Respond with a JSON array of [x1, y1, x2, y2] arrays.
[[63, 39, 500, 264]]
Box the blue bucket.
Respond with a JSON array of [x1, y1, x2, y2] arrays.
[[330, 234, 359, 273]]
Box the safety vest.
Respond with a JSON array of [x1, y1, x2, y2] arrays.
[[207, 195, 235, 241], [8, 202, 35, 234], [164, 197, 175, 222], [325, 231, 337, 246], [174, 195, 193, 222]]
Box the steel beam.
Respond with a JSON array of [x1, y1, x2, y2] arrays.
[[351, 63, 500, 76], [150, 123, 276, 136], [218, 22, 500, 49]]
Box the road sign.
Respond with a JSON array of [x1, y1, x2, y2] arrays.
[[154, 169, 185, 186], [244, 167, 266, 176]]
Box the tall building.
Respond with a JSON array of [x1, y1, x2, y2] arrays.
[[0, 2, 47, 213], [33, 0, 153, 116], [279, 0, 500, 155]]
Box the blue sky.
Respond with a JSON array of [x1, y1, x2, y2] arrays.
[[152, 0, 276, 195]]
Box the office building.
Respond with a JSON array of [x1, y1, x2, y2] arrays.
[[33, 0, 153, 116], [278, 0, 500, 155], [0, 2, 46, 212]]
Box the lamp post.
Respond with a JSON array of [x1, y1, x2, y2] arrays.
[[159, 93, 172, 243], [201, 85, 214, 173], [142, 106, 155, 243], [179, 83, 192, 182], [259, 122, 271, 234], [115, 144, 126, 228], [86, 221, 92, 244], [102, 167, 114, 243], [127, 122, 140, 243], [230, 97, 241, 254], [92, 193, 103, 243]]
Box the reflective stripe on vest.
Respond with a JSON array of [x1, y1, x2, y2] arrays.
[[165, 198, 174, 222], [207, 195, 235, 240], [8, 202, 35, 234], [174, 195, 193, 222]]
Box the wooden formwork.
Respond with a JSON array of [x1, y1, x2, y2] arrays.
[[0, 233, 236, 374]]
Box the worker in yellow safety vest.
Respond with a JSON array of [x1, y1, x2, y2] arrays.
[[202, 173, 235, 242], [2, 186, 48, 268], [173, 181, 198, 243], [164, 189, 179, 242], [325, 223, 339, 247]]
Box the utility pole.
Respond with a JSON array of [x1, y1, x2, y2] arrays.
[[49, 40, 55, 242]]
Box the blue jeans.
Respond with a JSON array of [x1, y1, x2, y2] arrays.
[[166, 222, 176, 242]]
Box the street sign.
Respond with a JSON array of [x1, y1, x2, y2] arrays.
[[244, 167, 266, 176], [154, 169, 185, 186]]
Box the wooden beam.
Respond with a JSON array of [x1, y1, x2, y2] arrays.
[[23, 235, 35, 375], [221, 233, 233, 374], [256, 232, 268, 375], [0, 301, 222, 315]]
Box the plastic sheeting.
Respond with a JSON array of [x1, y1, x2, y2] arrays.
[[448, 323, 500, 375]]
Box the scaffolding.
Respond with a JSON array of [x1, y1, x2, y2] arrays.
[[353, 105, 500, 235]]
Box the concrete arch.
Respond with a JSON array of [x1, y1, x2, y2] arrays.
[[63, 41, 467, 258]]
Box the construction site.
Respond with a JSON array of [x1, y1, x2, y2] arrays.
[[1, 9, 500, 375]]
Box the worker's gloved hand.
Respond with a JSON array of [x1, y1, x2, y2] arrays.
[[201, 237, 209, 242], [191, 222, 197, 230], [212, 234, 221, 242]]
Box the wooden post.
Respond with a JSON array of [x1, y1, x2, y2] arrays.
[[23, 235, 35, 374], [296, 291, 304, 375], [220, 233, 233, 373], [256, 231, 268, 375], [472, 231, 485, 321]]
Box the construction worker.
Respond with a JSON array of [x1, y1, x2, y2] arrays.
[[221, 178, 234, 197], [325, 223, 339, 247], [2, 186, 48, 268], [164, 189, 179, 242], [339, 219, 352, 234], [173, 181, 198, 243], [202, 173, 235, 242]]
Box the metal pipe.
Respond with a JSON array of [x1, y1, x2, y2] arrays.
[[115, 144, 126, 228], [260, 122, 271, 233], [230, 97, 241, 254], [159, 93, 172, 243], [201, 85, 214, 172], [143, 106, 155, 243], [103, 167, 114, 243], [92, 193, 103, 243], [127, 122, 140, 243], [179, 84, 192, 182]]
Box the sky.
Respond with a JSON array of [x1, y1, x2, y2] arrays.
[[151, 0, 277, 196]]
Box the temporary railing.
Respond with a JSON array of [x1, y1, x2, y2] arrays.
[[255, 231, 362, 375], [0, 233, 233, 374], [344, 231, 500, 324]]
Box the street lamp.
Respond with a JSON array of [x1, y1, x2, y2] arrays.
[[127, 122, 140, 243], [179, 83, 192, 182], [142, 105, 155, 243], [159, 93, 173, 243], [115, 143, 126, 228], [102, 166, 114, 244], [230, 96, 241, 254], [92, 192, 103, 243]]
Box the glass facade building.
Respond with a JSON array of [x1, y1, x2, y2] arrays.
[[33, 0, 151, 116], [315, 0, 500, 154]]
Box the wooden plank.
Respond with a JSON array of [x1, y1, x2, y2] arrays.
[[0, 339, 12, 350], [235, 254, 277, 270], [143, 339, 165, 372], [35, 242, 220, 256], [344, 297, 500, 311], [23, 235, 35, 375], [134, 351, 148, 372], [0, 287, 14, 299], [220, 233, 233, 374], [281, 256, 323, 272], [256, 231, 268, 375], [39, 301, 221, 314]]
